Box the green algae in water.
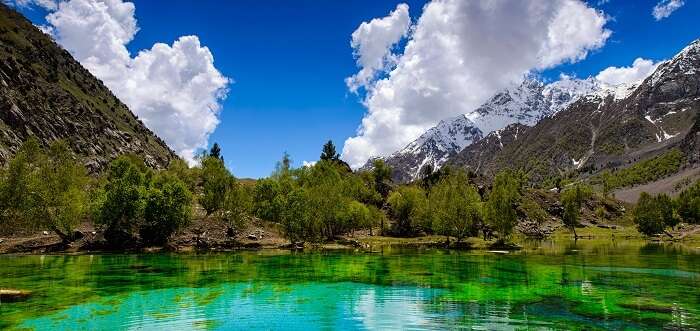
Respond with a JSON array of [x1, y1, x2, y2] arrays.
[[0, 242, 698, 330]]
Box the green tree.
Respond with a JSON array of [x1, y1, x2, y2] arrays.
[[209, 142, 223, 161], [371, 158, 392, 204], [429, 171, 482, 243], [676, 179, 700, 223], [483, 170, 521, 243], [281, 187, 316, 243], [35, 141, 90, 240], [200, 156, 233, 215], [140, 176, 192, 245], [387, 186, 428, 236], [320, 140, 340, 161], [97, 156, 148, 247], [561, 184, 592, 239], [222, 181, 253, 230], [634, 192, 666, 236], [253, 178, 285, 222]]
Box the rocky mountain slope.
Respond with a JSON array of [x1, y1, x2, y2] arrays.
[[449, 39, 700, 182], [367, 76, 614, 182], [0, 4, 176, 171]]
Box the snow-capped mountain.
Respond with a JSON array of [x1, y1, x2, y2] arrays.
[[449, 39, 700, 182], [368, 76, 620, 182]]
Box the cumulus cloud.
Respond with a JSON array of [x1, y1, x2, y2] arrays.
[[652, 0, 685, 21], [596, 58, 661, 86], [302, 160, 317, 168], [345, 3, 410, 93], [9, 0, 58, 10], [27, 0, 229, 163], [342, 0, 611, 168]]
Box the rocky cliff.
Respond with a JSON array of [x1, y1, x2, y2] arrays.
[[0, 4, 177, 171]]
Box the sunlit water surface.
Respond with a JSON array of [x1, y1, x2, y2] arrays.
[[1, 241, 699, 330]]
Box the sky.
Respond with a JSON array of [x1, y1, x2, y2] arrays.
[[7, 0, 700, 178]]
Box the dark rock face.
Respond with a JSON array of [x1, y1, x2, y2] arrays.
[[0, 4, 177, 171], [448, 40, 700, 182]]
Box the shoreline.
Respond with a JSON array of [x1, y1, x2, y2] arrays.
[[3, 224, 699, 255]]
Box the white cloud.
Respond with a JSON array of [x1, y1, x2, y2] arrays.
[[345, 3, 410, 93], [342, 0, 611, 168], [596, 58, 661, 86], [302, 160, 317, 168], [29, 0, 229, 163], [9, 0, 58, 10], [652, 0, 685, 21]]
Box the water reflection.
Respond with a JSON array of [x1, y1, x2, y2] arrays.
[[0, 244, 698, 330]]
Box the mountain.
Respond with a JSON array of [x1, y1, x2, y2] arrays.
[[449, 39, 700, 182], [0, 4, 177, 171], [366, 75, 611, 182], [363, 115, 482, 183]]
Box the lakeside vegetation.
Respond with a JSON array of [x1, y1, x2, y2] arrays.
[[0, 138, 699, 250]]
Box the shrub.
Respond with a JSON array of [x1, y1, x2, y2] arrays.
[[561, 184, 592, 239], [634, 192, 668, 236]]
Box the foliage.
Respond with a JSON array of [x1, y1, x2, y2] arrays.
[[0, 139, 90, 238], [200, 156, 233, 215], [428, 170, 482, 242], [371, 158, 392, 201], [519, 197, 548, 224], [634, 192, 670, 236], [209, 142, 223, 161], [140, 175, 192, 245], [387, 186, 429, 236], [222, 181, 253, 230], [676, 179, 700, 224], [560, 184, 592, 238], [595, 149, 684, 190], [483, 170, 522, 242], [320, 140, 340, 162]]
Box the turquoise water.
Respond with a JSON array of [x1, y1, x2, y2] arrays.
[[1, 242, 699, 330]]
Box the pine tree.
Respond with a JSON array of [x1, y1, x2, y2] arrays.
[[209, 143, 223, 161], [320, 140, 340, 161]]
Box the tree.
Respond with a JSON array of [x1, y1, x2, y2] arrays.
[[634, 192, 667, 236], [200, 156, 233, 215], [0, 139, 90, 240], [209, 142, 223, 161], [561, 184, 591, 239], [97, 156, 148, 247], [676, 179, 700, 223], [429, 171, 482, 243], [320, 140, 340, 161], [483, 170, 521, 243], [371, 159, 392, 203], [140, 176, 192, 245], [253, 178, 285, 222], [222, 181, 253, 231], [35, 141, 90, 241], [387, 186, 428, 236], [274, 152, 293, 175]]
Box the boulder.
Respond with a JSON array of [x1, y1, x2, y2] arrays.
[[0, 289, 32, 302]]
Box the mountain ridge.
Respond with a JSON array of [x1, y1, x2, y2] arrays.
[[0, 4, 177, 171]]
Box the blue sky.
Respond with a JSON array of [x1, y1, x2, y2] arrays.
[[13, 0, 700, 178]]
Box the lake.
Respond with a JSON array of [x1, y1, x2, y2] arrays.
[[1, 241, 699, 330]]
